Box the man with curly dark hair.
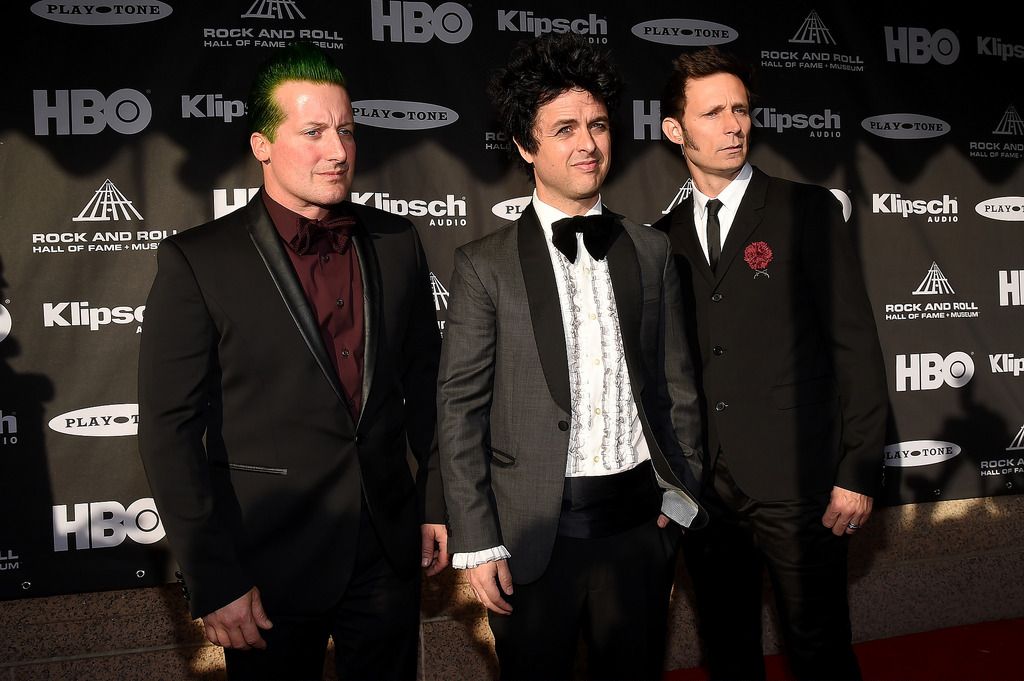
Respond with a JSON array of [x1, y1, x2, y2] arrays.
[[438, 33, 706, 680]]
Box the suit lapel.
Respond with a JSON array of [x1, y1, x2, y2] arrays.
[[245, 193, 352, 416], [517, 205, 571, 414], [605, 213, 645, 395], [351, 223, 380, 428], [669, 196, 716, 287], [714, 168, 769, 282]]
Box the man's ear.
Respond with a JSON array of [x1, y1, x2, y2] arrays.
[[250, 132, 270, 164], [662, 117, 685, 145], [513, 136, 534, 166]]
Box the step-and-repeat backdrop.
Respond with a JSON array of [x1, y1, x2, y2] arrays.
[[1, 1, 1021, 599]]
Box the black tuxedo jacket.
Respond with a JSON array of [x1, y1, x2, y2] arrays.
[[439, 205, 705, 584], [655, 167, 887, 502], [138, 191, 442, 618]]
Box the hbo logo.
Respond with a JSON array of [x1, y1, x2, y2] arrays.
[[895, 352, 974, 392], [884, 26, 960, 64], [52, 498, 165, 551], [33, 88, 152, 135], [371, 0, 473, 44]]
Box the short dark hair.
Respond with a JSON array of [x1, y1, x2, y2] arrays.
[[660, 46, 753, 121], [488, 33, 622, 171], [248, 42, 347, 141]]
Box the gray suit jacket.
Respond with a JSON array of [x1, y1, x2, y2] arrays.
[[438, 204, 706, 585]]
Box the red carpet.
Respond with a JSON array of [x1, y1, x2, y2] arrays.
[[665, 617, 1024, 681]]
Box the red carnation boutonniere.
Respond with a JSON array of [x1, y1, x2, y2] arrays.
[[743, 241, 773, 279]]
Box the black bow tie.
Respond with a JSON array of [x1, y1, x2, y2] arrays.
[[551, 213, 621, 263], [289, 215, 357, 255]]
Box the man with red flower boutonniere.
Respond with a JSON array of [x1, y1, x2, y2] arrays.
[[653, 46, 888, 681]]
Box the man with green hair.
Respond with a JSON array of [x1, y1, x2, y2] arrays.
[[138, 42, 448, 680]]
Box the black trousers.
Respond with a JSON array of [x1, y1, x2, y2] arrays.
[[682, 451, 860, 681], [488, 519, 680, 681], [223, 510, 419, 681]]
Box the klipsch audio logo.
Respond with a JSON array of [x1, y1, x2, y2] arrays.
[[1, 410, 17, 447], [48, 404, 139, 437], [43, 301, 145, 332], [861, 114, 950, 139], [884, 26, 959, 64], [352, 100, 458, 130], [884, 440, 961, 467], [371, 0, 472, 44], [31, 1, 172, 25], [351, 192, 466, 226], [894, 352, 974, 392], [871, 193, 958, 222], [499, 10, 607, 40], [760, 10, 864, 72], [53, 498, 164, 551], [631, 18, 737, 46], [33, 89, 151, 135], [182, 94, 246, 123], [752, 107, 840, 137], [977, 36, 1024, 61]]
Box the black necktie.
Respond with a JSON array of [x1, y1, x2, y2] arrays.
[[290, 215, 357, 255], [551, 214, 621, 263], [705, 199, 722, 272]]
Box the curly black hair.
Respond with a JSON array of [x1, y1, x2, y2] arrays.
[[488, 33, 622, 174]]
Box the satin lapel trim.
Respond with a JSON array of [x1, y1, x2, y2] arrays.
[[518, 205, 571, 414], [352, 226, 380, 429], [670, 197, 715, 287], [245, 198, 350, 411], [605, 217, 645, 395], [715, 170, 768, 282]]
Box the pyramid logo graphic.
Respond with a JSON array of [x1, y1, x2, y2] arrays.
[[912, 262, 954, 295], [789, 10, 836, 45], [72, 179, 144, 222], [241, 0, 306, 20], [662, 179, 694, 215], [430, 272, 449, 311], [993, 105, 1023, 136], [1008, 424, 1024, 451]]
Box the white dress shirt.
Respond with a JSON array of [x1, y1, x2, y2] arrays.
[[690, 162, 753, 265]]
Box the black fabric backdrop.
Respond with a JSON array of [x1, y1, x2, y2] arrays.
[[1, 0, 1021, 599]]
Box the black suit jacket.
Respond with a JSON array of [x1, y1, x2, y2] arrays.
[[138, 191, 442, 618], [655, 167, 887, 502]]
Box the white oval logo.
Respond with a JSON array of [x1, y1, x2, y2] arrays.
[[861, 114, 950, 139], [491, 196, 532, 220], [352, 100, 459, 130], [49, 403, 139, 437], [884, 440, 961, 467], [31, 1, 173, 25], [830, 189, 852, 222], [0, 305, 11, 343], [631, 19, 738, 46], [975, 197, 1024, 222]]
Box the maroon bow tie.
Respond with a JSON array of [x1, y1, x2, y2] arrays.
[[290, 215, 357, 255]]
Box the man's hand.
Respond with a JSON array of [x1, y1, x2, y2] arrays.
[[822, 486, 873, 537], [467, 559, 514, 615], [421, 523, 450, 577], [201, 586, 273, 650], [657, 513, 672, 529]]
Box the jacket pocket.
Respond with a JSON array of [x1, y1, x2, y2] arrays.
[[212, 461, 289, 476], [489, 447, 516, 467], [770, 376, 835, 410]]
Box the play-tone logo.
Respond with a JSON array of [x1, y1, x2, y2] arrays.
[[352, 100, 458, 130], [48, 404, 139, 437], [861, 114, 950, 139], [631, 18, 736, 46], [975, 197, 1024, 221], [491, 196, 531, 220], [31, 1, 172, 25], [884, 440, 961, 467], [0, 304, 10, 343]]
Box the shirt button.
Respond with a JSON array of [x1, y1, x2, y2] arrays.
[[593, 456, 600, 463], [593, 358, 600, 366], [713, 345, 725, 356], [321, 254, 330, 263], [336, 298, 345, 308], [341, 349, 351, 358], [590, 313, 597, 320], [711, 293, 723, 302], [594, 407, 602, 415], [715, 401, 728, 412], [558, 420, 570, 431]]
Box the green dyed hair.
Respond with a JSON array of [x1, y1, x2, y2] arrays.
[[247, 41, 347, 141]]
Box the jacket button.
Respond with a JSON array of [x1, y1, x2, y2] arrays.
[[713, 345, 725, 356], [715, 401, 728, 412], [558, 420, 570, 431], [711, 293, 723, 302]]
